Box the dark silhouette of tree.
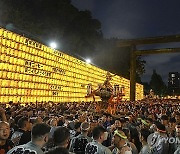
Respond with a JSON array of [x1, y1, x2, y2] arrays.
[[92, 38, 131, 78], [0, 0, 145, 81], [149, 70, 167, 96], [142, 82, 151, 95], [93, 38, 145, 83], [0, 0, 102, 53]]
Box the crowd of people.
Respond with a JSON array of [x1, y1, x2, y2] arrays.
[[0, 99, 179, 154]]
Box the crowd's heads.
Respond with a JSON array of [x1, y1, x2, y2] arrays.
[[53, 127, 70, 148], [169, 117, 176, 128], [43, 117, 50, 124], [122, 128, 130, 140], [57, 119, 64, 126], [18, 117, 31, 131], [102, 115, 107, 123], [0, 121, 10, 140], [155, 121, 166, 133], [74, 122, 81, 131], [140, 128, 151, 143], [146, 118, 153, 125], [31, 123, 51, 145], [161, 115, 168, 125], [50, 119, 57, 127], [114, 119, 122, 129], [92, 126, 107, 143], [67, 121, 75, 130], [113, 129, 128, 148], [81, 122, 90, 132], [46, 147, 69, 154], [34, 117, 43, 124], [175, 112, 180, 123], [119, 117, 128, 127], [175, 123, 180, 137], [138, 118, 150, 128]]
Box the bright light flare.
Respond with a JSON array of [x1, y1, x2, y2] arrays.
[[85, 58, 91, 64], [50, 42, 57, 49]]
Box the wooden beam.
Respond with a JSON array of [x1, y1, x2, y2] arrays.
[[135, 48, 180, 56], [117, 35, 180, 47], [117, 35, 180, 101]]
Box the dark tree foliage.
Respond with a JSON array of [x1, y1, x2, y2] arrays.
[[149, 70, 167, 96], [0, 0, 145, 81], [91, 38, 131, 78], [136, 56, 146, 83], [92, 38, 145, 83], [142, 82, 151, 95], [0, 0, 102, 53]]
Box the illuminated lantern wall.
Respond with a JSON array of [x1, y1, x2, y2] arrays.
[[0, 27, 143, 103]]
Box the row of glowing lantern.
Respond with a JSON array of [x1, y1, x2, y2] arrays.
[[0, 88, 86, 96], [1, 28, 118, 76], [0, 72, 105, 88], [0, 52, 106, 80], [0, 96, 87, 103], [0, 37, 105, 75]]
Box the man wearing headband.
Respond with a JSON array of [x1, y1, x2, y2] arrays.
[[112, 130, 132, 154], [69, 122, 92, 153], [149, 121, 169, 154]]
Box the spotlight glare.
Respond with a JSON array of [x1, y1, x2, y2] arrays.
[[50, 42, 57, 49], [86, 58, 91, 64]]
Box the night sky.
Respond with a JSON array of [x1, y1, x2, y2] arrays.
[[72, 0, 180, 83]]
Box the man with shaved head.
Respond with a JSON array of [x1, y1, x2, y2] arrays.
[[0, 121, 14, 154]]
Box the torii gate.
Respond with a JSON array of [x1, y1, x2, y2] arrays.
[[117, 35, 180, 101]]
